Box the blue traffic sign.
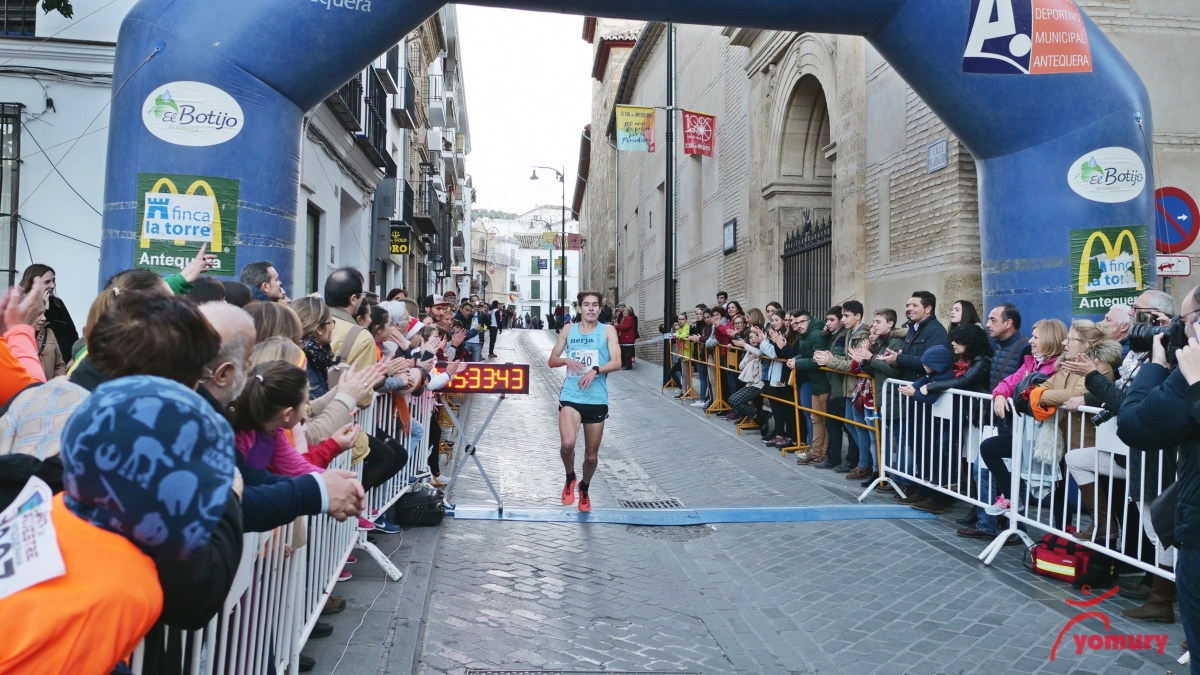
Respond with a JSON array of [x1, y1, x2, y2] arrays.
[[1155, 187, 1199, 254]]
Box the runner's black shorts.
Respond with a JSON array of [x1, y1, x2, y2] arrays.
[[559, 401, 609, 425]]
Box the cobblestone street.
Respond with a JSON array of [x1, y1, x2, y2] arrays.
[[414, 329, 1186, 675]]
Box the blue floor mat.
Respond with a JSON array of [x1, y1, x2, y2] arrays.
[[449, 504, 937, 525]]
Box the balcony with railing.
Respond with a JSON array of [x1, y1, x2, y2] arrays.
[[439, 212, 453, 277], [327, 74, 363, 132], [427, 73, 445, 127], [354, 68, 389, 168], [377, 45, 400, 95], [391, 68, 418, 130], [402, 180, 415, 227], [412, 179, 439, 236], [452, 232, 465, 263], [1, 0, 36, 35]]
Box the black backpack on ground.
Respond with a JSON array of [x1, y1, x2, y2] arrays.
[[392, 482, 446, 527]]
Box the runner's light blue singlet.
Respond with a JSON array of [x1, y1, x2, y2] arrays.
[[560, 322, 610, 405]]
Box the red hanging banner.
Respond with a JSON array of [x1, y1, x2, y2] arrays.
[[682, 110, 716, 157]]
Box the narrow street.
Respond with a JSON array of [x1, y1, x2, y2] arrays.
[[411, 329, 1182, 675]]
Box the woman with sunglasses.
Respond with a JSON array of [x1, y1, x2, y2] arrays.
[[293, 296, 338, 399]]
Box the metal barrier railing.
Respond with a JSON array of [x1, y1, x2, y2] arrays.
[[981, 403, 1175, 580], [861, 377, 1176, 582], [863, 379, 999, 508], [133, 389, 439, 675], [665, 338, 894, 489]]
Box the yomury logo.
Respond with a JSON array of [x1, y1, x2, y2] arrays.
[[141, 81, 244, 147], [1050, 586, 1169, 660]]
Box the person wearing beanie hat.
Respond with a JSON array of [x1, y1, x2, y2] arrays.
[[896, 345, 958, 513], [61, 375, 236, 560], [0, 375, 236, 674]]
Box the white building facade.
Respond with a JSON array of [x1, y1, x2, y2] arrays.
[[0, 0, 474, 322], [474, 205, 580, 322]]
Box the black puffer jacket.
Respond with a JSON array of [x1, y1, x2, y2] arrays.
[[925, 355, 992, 395], [988, 332, 1028, 391], [1117, 364, 1197, 549]]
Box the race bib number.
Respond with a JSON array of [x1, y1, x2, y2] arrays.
[[571, 349, 600, 369], [0, 477, 65, 600]]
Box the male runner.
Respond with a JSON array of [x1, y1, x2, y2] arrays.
[[548, 291, 622, 512]]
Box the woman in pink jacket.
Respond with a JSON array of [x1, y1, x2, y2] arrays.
[[962, 319, 1068, 538]]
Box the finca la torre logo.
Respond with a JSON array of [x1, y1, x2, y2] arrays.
[[141, 81, 244, 147]]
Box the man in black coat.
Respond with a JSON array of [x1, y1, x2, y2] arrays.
[[956, 303, 1028, 534], [1119, 284, 1200, 653], [877, 291, 949, 502], [878, 291, 949, 381]]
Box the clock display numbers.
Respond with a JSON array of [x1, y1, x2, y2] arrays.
[[440, 363, 530, 394]]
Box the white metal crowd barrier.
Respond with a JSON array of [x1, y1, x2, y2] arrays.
[[861, 379, 1000, 512], [980, 404, 1175, 581], [868, 378, 1176, 584], [133, 389, 439, 675]]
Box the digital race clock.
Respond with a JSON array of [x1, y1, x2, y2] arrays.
[[440, 363, 530, 394]]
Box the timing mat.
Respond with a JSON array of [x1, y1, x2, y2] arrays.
[[449, 504, 937, 526]]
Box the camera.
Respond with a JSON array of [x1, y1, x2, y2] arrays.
[[1128, 315, 1188, 366], [1135, 310, 1158, 325]]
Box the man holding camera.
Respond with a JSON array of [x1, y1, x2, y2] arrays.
[[1063, 292, 1178, 618], [1118, 286, 1199, 645]]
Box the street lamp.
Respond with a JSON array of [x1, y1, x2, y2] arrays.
[[531, 166, 566, 332]]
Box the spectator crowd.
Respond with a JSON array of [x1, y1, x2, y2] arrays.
[[666, 284, 1200, 660], [0, 249, 481, 674], [7, 246, 1200, 673]]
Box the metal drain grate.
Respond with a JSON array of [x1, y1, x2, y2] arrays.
[[463, 667, 700, 672], [617, 498, 684, 509]]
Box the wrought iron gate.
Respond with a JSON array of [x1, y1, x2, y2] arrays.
[[781, 208, 832, 314]]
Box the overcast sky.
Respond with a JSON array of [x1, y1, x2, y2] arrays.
[[458, 6, 594, 216]]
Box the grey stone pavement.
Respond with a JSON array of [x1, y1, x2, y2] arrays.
[[313, 328, 1187, 675]]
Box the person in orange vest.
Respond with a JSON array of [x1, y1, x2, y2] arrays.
[[0, 375, 237, 675]]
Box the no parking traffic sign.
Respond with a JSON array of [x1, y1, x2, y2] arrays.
[[1155, 187, 1199, 254]]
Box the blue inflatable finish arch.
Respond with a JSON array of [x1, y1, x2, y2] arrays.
[[100, 0, 1154, 321]]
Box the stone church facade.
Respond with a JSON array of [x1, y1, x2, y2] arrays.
[[573, 4, 1200, 354]]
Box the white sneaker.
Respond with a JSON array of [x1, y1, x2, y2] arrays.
[[984, 495, 1012, 516], [690, 400, 710, 408]]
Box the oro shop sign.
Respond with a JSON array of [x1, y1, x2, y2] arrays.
[[142, 81, 244, 147]]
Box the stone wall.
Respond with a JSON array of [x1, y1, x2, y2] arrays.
[[583, 1, 1200, 332]]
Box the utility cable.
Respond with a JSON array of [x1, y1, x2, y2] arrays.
[[327, 532, 406, 675], [20, 121, 102, 216], [18, 215, 100, 249], [18, 44, 160, 210], [17, 125, 107, 160]]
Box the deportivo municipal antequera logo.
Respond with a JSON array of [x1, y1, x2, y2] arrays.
[[963, 0, 1093, 75], [1068, 147, 1147, 203], [142, 81, 244, 147]]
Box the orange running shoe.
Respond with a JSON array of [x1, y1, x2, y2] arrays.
[[561, 476, 576, 506], [578, 490, 591, 513]]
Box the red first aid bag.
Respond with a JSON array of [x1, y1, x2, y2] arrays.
[[1025, 533, 1103, 584]]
